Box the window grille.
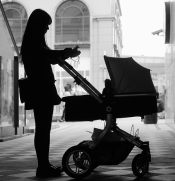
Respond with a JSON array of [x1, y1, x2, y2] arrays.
[[55, 0, 90, 44], [2, 2, 28, 45]]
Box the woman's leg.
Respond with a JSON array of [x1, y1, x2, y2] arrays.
[[33, 104, 53, 167], [61, 106, 65, 121]]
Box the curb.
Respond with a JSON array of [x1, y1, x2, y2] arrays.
[[0, 133, 32, 142], [26, 123, 60, 133], [0, 123, 60, 142]]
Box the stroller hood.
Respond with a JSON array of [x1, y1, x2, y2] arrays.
[[104, 56, 156, 94]]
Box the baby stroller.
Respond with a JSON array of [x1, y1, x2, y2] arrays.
[[59, 55, 158, 179]]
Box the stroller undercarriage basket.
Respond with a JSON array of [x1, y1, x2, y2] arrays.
[[90, 128, 135, 165], [84, 141, 134, 165]]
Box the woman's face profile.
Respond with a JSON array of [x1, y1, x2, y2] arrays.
[[44, 25, 49, 34], [29, 9, 51, 36]]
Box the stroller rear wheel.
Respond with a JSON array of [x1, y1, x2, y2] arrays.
[[62, 145, 94, 179], [132, 154, 149, 177]]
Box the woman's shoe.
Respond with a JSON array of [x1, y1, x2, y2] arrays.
[[59, 118, 64, 122], [36, 165, 63, 178], [50, 164, 63, 170]]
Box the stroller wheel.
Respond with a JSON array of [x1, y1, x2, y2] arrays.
[[132, 154, 149, 177], [62, 145, 94, 179]]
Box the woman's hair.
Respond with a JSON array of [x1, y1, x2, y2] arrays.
[[20, 9, 52, 57]]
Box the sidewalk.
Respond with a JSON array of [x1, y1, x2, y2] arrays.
[[0, 117, 174, 142], [0, 121, 74, 142], [0, 118, 175, 181]]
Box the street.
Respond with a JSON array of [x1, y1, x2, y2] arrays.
[[0, 118, 175, 181]]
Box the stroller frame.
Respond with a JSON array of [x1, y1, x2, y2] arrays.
[[59, 58, 155, 179]]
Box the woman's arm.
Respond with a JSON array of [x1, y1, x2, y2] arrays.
[[40, 47, 74, 64]]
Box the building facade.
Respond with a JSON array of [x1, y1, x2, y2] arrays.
[[164, 1, 175, 125], [0, 0, 123, 138]]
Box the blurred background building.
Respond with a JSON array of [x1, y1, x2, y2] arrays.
[[164, 1, 175, 126]]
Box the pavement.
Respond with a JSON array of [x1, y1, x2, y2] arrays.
[[0, 118, 175, 181], [0, 120, 67, 142]]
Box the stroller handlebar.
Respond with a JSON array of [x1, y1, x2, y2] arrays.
[[57, 58, 103, 103], [114, 92, 158, 97]]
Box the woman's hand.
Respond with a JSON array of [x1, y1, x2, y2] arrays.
[[71, 47, 81, 58], [63, 47, 81, 59], [63, 48, 73, 58]]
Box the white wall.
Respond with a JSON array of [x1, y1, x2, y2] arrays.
[[91, 19, 115, 92], [165, 1, 175, 124]]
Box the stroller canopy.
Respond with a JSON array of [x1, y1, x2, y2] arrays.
[[104, 56, 156, 94]]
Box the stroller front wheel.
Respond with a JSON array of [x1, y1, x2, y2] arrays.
[[62, 145, 94, 179], [132, 154, 149, 177]]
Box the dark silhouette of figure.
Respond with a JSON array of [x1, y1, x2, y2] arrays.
[[66, 83, 73, 95], [60, 85, 71, 122], [20, 9, 79, 178], [102, 79, 116, 99]]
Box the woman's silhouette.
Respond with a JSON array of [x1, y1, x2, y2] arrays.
[[20, 9, 78, 178]]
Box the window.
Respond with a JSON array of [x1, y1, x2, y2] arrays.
[[3, 2, 28, 45], [55, 0, 90, 44]]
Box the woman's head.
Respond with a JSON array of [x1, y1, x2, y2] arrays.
[[21, 9, 52, 56], [26, 9, 52, 35]]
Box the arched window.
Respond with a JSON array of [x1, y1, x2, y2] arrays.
[[3, 2, 28, 45], [55, 0, 90, 44]]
